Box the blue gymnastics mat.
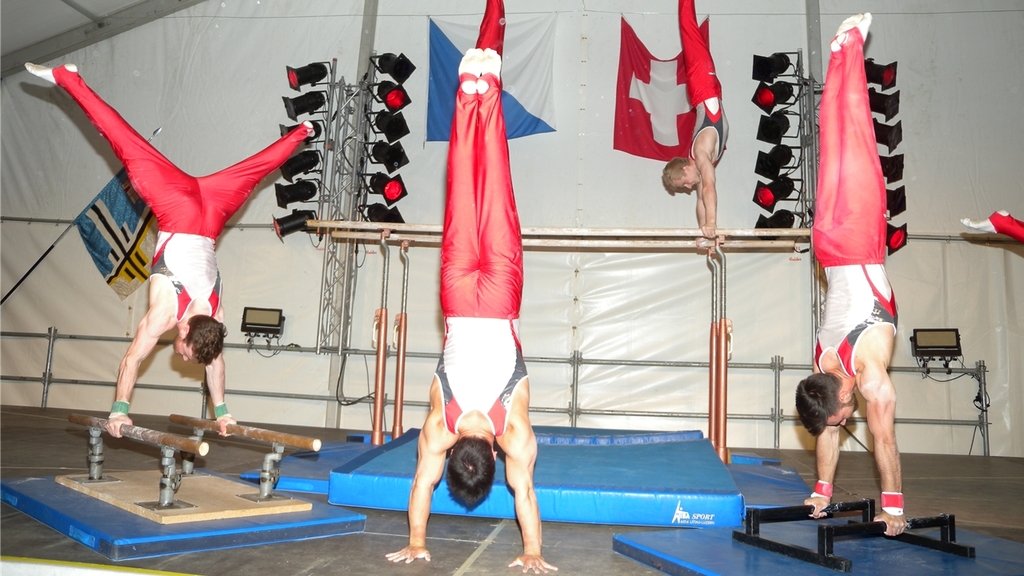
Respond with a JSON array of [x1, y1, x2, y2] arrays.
[[613, 518, 1024, 575], [327, 428, 745, 528], [241, 426, 705, 495], [0, 472, 365, 561]]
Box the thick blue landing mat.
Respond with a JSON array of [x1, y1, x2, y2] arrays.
[[613, 519, 1024, 575], [242, 426, 705, 494], [0, 473, 365, 561], [328, 428, 744, 528]]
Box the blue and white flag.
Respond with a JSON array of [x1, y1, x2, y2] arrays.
[[75, 169, 157, 299], [427, 13, 556, 141]]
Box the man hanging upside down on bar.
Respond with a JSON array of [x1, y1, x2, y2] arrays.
[[385, 3, 555, 572], [792, 14, 908, 537], [26, 62, 313, 438], [661, 0, 729, 241]]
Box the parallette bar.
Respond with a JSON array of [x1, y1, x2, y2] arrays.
[[168, 414, 321, 451], [68, 413, 208, 456]]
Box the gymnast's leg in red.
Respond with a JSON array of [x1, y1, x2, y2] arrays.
[[679, 0, 722, 107], [440, 50, 523, 320], [813, 18, 887, 268]]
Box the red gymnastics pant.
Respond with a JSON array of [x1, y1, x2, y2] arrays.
[[679, 0, 722, 107], [53, 66, 309, 239], [813, 29, 887, 267], [439, 69, 523, 320]]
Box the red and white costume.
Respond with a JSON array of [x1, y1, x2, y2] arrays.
[[813, 28, 897, 377], [52, 66, 310, 319], [436, 0, 527, 437], [679, 0, 727, 163]]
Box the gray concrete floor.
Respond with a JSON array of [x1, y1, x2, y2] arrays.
[[2, 405, 1022, 575]]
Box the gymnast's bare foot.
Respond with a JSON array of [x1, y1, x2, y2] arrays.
[[831, 13, 871, 51], [25, 62, 77, 83]]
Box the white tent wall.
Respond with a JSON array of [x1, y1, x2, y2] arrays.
[[2, 1, 1021, 457]]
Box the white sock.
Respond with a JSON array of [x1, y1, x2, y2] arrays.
[[961, 216, 997, 233]]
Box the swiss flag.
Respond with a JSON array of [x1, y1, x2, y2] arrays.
[[613, 18, 707, 161]]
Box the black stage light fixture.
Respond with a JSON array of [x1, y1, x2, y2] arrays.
[[280, 150, 321, 182], [756, 112, 791, 145], [364, 203, 405, 224], [752, 177, 795, 213], [241, 307, 285, 338], [287, 62, 328, 91], [375, 81, 412, 113], [372, 53, 416, 84], [752, 52, 791, 83], [879, 154, 905, 184], [273, 209, 317, 238], [275, 179, 318, 208], [752, 81, 795, 115], [367, 172, 408, 206], [754, 144, 794, 180], [910, 328, 962, 360], [865, 58, 898, 91], [755, 209, 796, 230], [886, 222, 908, 255], [873, 118, 903, 154], [371, 110, 410, 143], [868, 87, 900, 122], [283, 91, 327, 121], [280, 121, 322, 144], [369, 141, 409, 174], [887, 185, 907, 218]]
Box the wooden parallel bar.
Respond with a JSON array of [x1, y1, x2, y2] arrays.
[[168, 414, 321, 451], [310, 219, 812, 239], [328, 230, 799, 251], [68, 413, 209, 456]]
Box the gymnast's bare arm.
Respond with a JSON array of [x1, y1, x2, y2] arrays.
[[498, 380, 557, 573], [386, 378, 455, 564]]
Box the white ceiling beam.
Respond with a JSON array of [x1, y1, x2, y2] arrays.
[[2, 0, 209, 79]]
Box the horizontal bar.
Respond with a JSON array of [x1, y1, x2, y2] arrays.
[[311, 220, 812, 239], [733, 531, 851, 573], [68, 413, 208, 456], [168, 414, 321, 451]]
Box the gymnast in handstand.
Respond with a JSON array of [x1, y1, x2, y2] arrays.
[[26, 62, 312, 437], [385, 2, 554, 571], [661, 0, 729, 240], [792, 14, 908, 537]]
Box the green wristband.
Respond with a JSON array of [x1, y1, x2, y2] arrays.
[[214, 403, 230, 418], [110, 401, 130, 415]]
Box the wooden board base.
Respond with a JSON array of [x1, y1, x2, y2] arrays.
[[55, 471, 311, 524]]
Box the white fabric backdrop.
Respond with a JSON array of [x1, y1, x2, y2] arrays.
[[2, 0, 1021, 456]]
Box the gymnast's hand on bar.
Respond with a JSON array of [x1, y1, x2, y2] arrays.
[[875, 510, 908, 537], [216, 414, 236, 436], [386, 545, 430, 564], [804, 494, 832, 518], [105, 414, 132, 438]]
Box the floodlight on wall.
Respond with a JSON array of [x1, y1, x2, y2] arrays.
[[364, 203, 405, 224], [241, 307, 285, 339], [368, 141, 409, 174], [755, 209, 795, 230], [371, 52, 416, 84], [287, 62, 328, 91], [366, 172, 408, 206], [752, 177, 795, 213], [273, 209, 317, 239], [886, 222, 908, 255], [754, 144, 794, 180], [756, 112, 792, 145], [751, 81, 795, 115], [374, 81, 412, 112], [879, 154, 905, 184], [275, 180, 318, 208], [282, 91, 327, 121], [910, 328, 962, 374], [370, 110, 410, 143], [280, 150, 321, 182], [868, 87, 901, 122], [887, 186, 907, 218], [865, 58, 898, 91], [752, 52, 792, 83], [873, 118, 903, 154]]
